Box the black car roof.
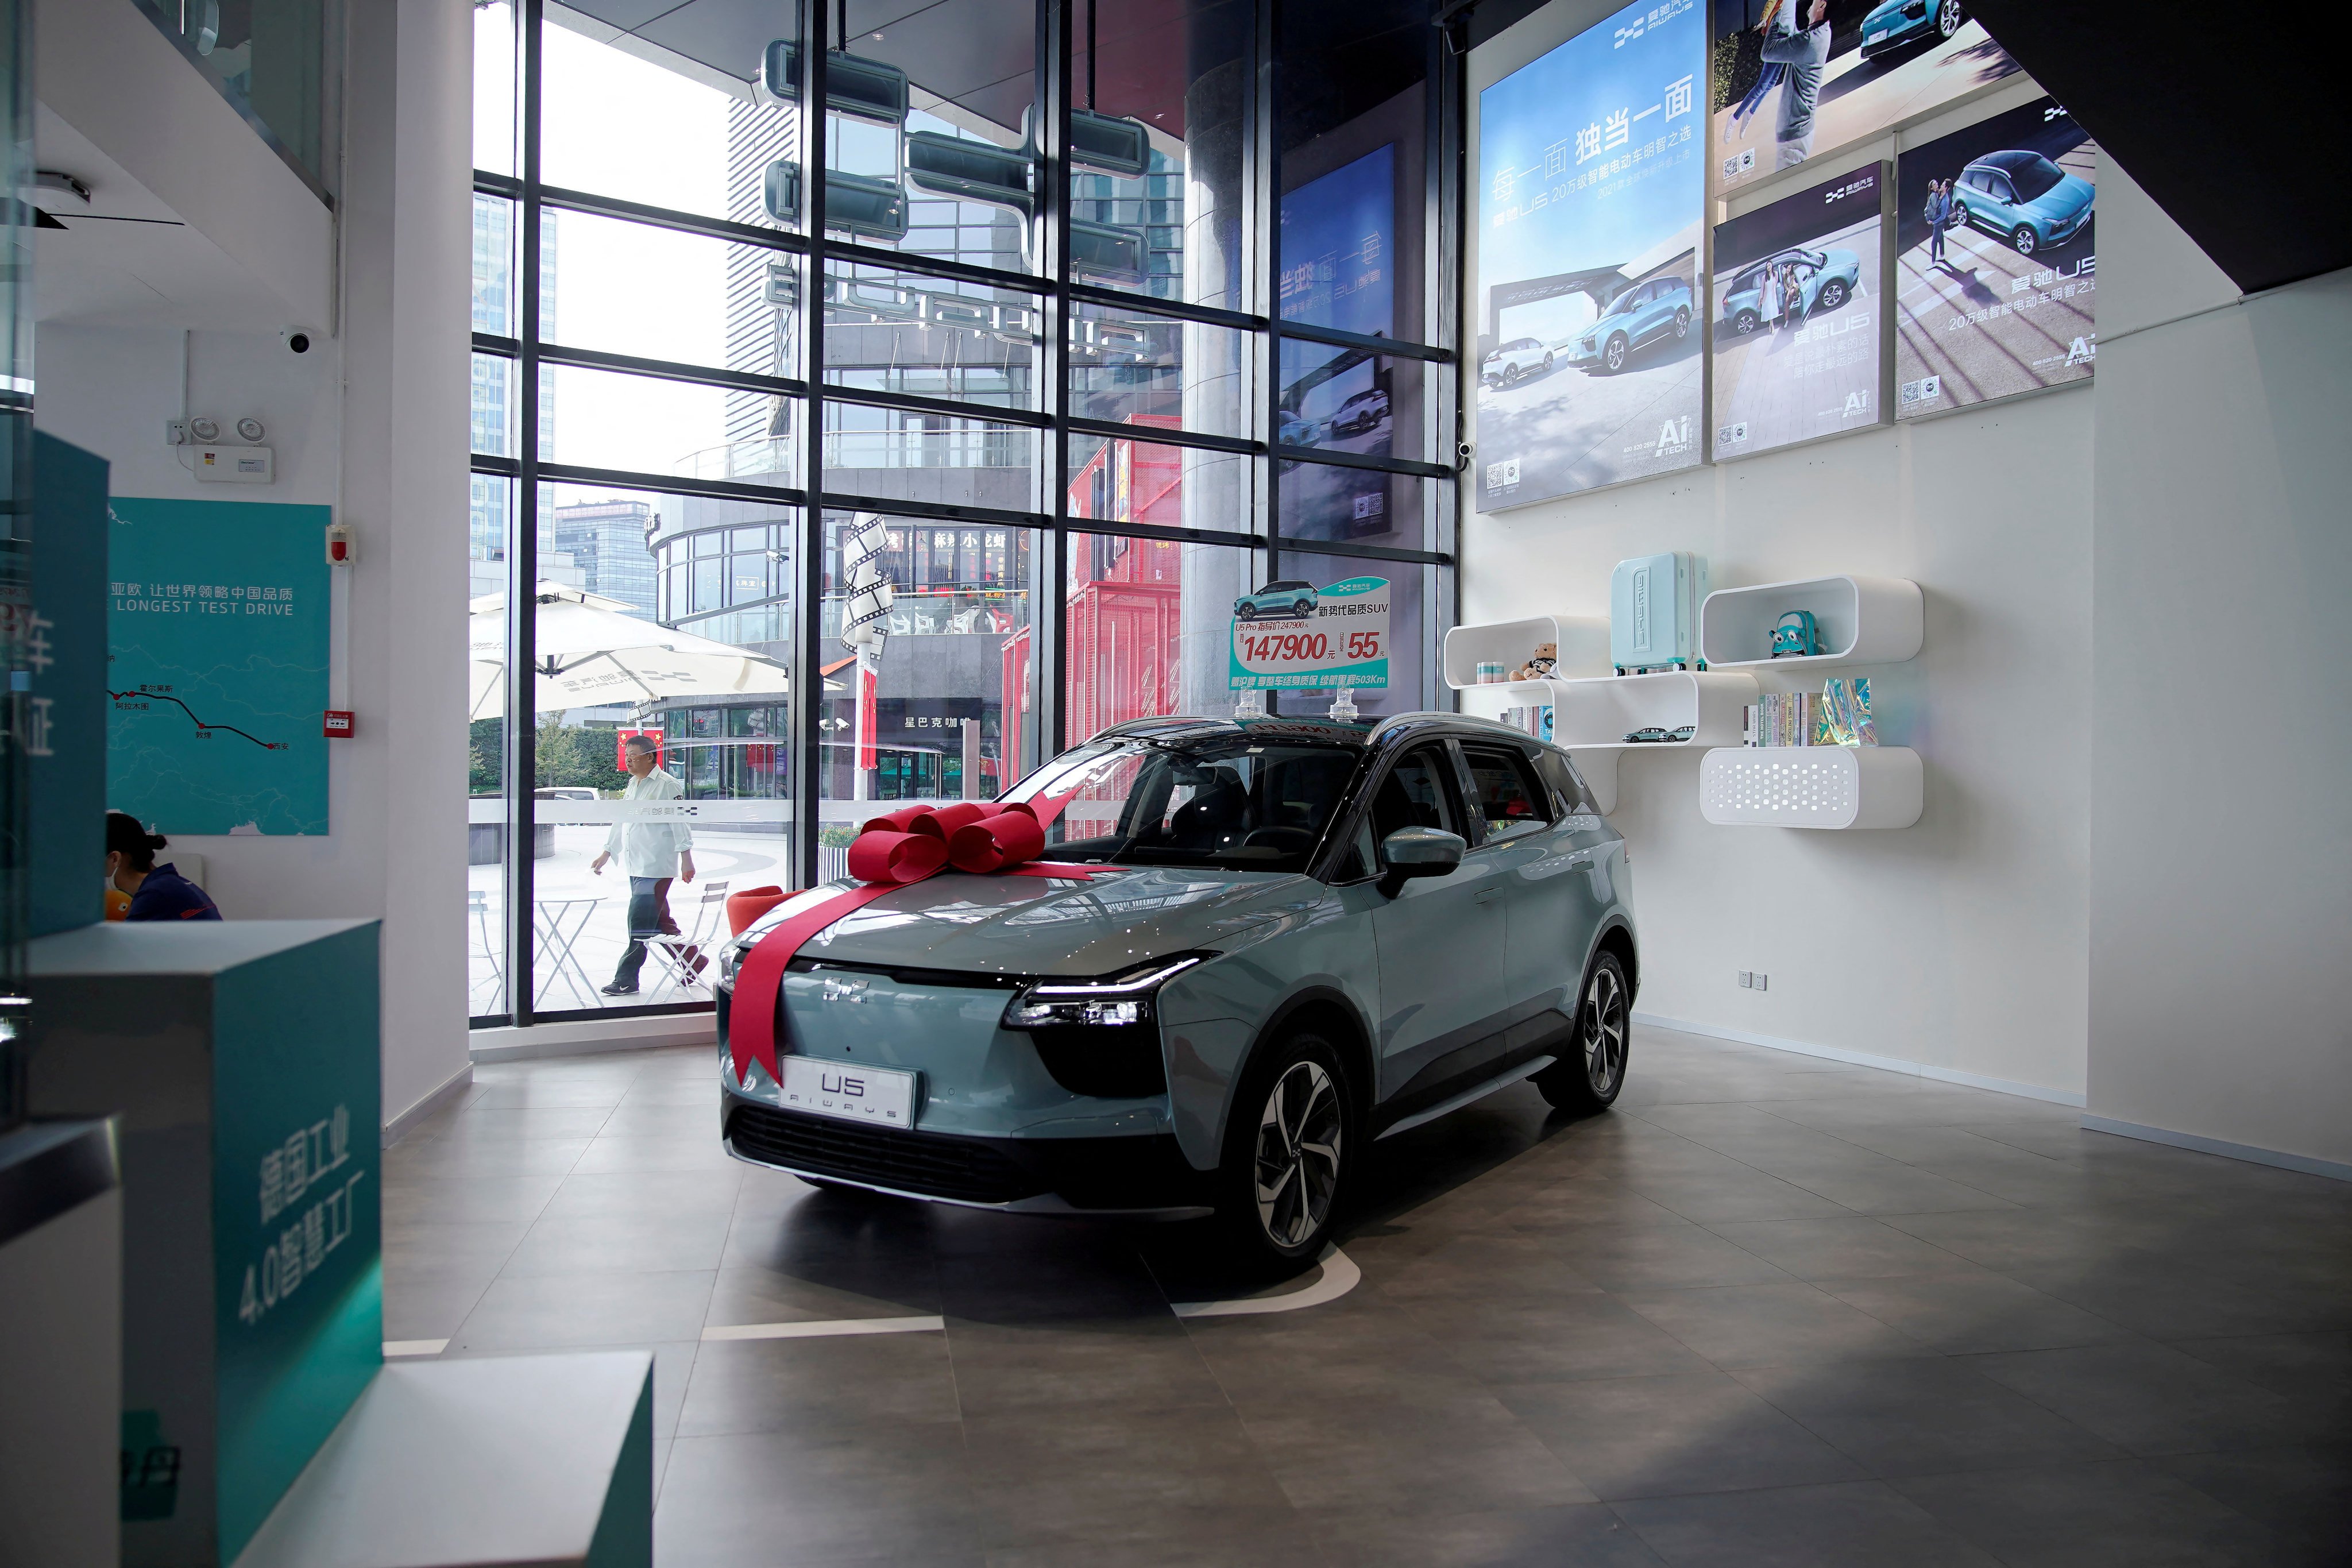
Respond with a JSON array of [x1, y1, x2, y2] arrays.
[[1973, 149, 2041, 172], [1087, 710, 1562, 756]]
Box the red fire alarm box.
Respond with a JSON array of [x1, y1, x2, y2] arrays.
[[323, 709, 354, 737], [617, 727, 664, 769]]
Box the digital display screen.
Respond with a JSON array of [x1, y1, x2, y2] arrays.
[[1895, 96, 2096, 418], [1711, 161, 1886, 459], [1474, 0, 1705, 508]]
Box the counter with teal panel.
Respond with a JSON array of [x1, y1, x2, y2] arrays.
[[26, 920, 383, 1567]]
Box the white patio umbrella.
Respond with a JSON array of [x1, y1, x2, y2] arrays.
[[466, 581, 822, 719]]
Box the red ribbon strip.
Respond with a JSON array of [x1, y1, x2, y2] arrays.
[[728, 791, 1091, 1088]]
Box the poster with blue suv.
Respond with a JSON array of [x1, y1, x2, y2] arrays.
[[1712, 161, 1887, 459], [108, 497, 332, 835], [1896, 95, 2096, 417], [1476, 0, 1705, 508]]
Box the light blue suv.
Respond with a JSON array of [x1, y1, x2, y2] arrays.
[[715, 715, 1638, 1264], [1952, 150, 2094, 258], [1720, 247, 1863, 335], [1571, 276, 1694, 374]]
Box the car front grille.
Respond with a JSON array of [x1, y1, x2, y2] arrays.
[[725, 1100, 1046, 1204]]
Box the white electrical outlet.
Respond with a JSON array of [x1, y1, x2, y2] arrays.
[[1754, 973, 1768, 992], [165, 419, 190, 446], [1736, 971, 1753, 988]]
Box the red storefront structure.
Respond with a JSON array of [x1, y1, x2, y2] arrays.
[[1000, 418, 1187, 776]]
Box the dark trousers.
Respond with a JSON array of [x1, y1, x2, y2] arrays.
[[1929, 222, 1946, 264], [611, 875, 671, 988]]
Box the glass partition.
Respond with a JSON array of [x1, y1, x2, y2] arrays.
[[134, 0, 331, 190], [473, 0, 1454, 1022]]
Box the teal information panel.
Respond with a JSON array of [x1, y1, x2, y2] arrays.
[[108, 497, 330, 834]]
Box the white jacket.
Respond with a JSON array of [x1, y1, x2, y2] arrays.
[[601, 767, 692, 876]]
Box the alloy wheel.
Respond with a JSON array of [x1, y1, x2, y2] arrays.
[[1581, 964, 1628, 1096], [2011, 225, 2037, 257], [1938, 0, 1962, 38], [1254, 1059, 1342, 1249], [1605, 334, 1628, 372]]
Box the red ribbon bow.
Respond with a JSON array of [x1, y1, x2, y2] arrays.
[[727, 793, 1091, 1088]]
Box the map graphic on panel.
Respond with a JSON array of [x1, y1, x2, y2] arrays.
[[1895, 96, 2097, 418], [108, 497, 332, 835]]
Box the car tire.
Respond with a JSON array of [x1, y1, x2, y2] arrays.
[[1949, 200, 1971, 232], [2010, 224, 2038, 257], [1673, 307, 1690, 339], [1817, 279, 1849, 311], [1542, 351, 1554, 372], [1535, 951, 1631, 1115], [1218, 1029, 1351, 1267], [1604, 333, 1629, 373], [1734, 310, 1759, 335], [1937, 0, 1963, 39]]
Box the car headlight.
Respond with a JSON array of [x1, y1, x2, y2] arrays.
[[1002, 954, 1208, 1030], [718, 939, 751, 988]]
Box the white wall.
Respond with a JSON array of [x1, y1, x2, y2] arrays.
[[1463, 395, 2095, 1101], [2085, 169, 2352, 1172], [1458, 23, 2092, 1102], [35, 1, 475, 1130]]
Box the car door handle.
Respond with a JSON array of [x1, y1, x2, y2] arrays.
[[1475, 887, 1502, 903]]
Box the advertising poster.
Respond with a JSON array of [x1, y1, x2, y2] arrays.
[[108, 497, 333, 835], [1229, 576, 1390, 692], [1476, 0, 1705, 509], [1709, 0, 2019, 196], [1711, 162, 1886, 459], [1895, 96, 2096, 418], [1279, 146, 1402, 540]]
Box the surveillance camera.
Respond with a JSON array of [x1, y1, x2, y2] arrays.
[[281, 328, 314, 355]]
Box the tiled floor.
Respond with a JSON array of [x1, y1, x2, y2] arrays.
[[384, 1026, 2352, 1566]]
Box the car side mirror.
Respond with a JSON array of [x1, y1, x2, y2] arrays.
[[1378, 827, 1465, 897]]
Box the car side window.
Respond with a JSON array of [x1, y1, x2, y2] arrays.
[[1327, 747, 1456, 882], [1533, 749, 1594, 818], [1459, 745, 1552, 844]]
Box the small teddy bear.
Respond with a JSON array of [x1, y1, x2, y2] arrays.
[[1512, 642, 1558, 681]]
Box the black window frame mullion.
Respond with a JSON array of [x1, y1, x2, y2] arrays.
[[1258, 0, 1283, 710], [791, 0, 831, 895], [1040, 0, 1072, 764], [505, 0, 542, 1028]]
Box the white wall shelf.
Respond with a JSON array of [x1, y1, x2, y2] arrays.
[[1700, 575, 1923, 671], [1544, 670, 1759, 751], [1443, 614, 1609, 688], [1700, 746, 1923, 829]]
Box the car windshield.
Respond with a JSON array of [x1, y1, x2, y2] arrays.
[[1003, 736, 1361, 874], [2008, 155, 2065, 202]]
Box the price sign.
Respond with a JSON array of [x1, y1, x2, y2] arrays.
[[1229, 576, 1390, 690]]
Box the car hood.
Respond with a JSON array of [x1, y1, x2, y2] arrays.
[[1863, 0, 1911, 25], [2026, 174, 2094, 220], [735, 865, 1323, 978]]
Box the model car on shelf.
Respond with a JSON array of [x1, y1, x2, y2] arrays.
[[1569, 276, 1694, 374], [1860, 0, 1967, 60], [1720, 247, 1863, 335], [1480, 335, 1553, 386], [1232, 581, 1320, 621], [713, 713, 1639, 1265], [1951, 150, 2094, 257]]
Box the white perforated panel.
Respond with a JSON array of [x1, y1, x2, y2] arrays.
[[1701, 747, 1860, 827]]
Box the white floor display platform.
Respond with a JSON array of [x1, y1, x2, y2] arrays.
[[233, 1351, 653, 1568]]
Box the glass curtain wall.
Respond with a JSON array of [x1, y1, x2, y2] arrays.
[[471, 0, 1457, 1025]]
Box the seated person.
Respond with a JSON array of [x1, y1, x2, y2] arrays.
[[106, 810, 222, 922]]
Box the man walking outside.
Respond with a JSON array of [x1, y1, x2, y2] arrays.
[[592, 732, 694, 997], [1761, 0, 1831, 172]]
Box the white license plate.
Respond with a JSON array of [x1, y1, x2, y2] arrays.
[[778, 1055, 918, 1129]]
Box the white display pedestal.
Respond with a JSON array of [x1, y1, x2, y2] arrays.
[[0, 1119, 121, 1568], [233, 1351, 653, 1568]]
